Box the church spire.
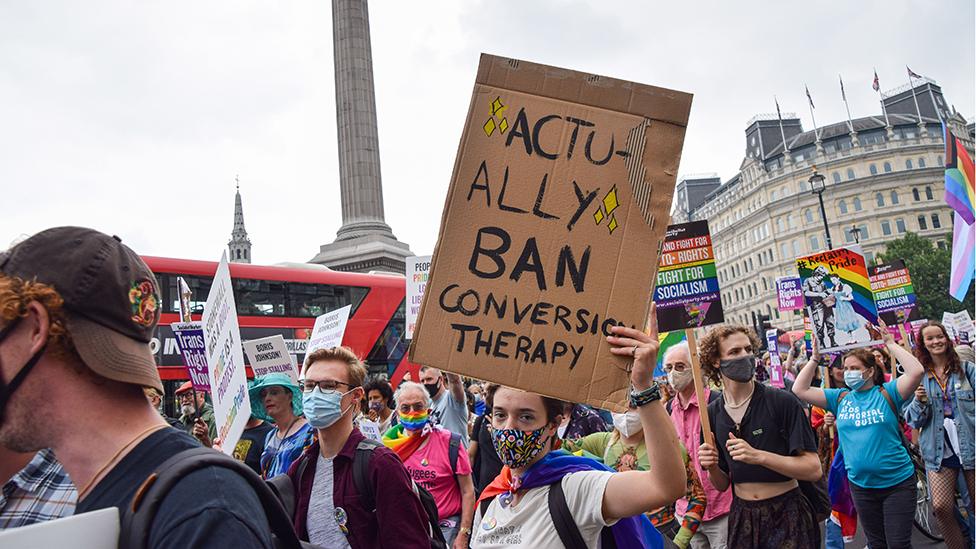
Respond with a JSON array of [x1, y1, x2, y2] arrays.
[[228, 175, 252, 264]]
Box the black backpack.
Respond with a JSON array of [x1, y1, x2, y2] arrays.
[[120, 447, 318, 549], [270, 437, 450, 549]]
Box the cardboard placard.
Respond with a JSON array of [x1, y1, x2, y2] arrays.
[[766, 329, 785, 388], [943, 311, 974, 343], [171, 321, 209, 391], [406, 255, 432, 340], [775, 277, 805, 312], [409, 54, 692, 411], [359, 419, 382, 442], [868, 260, 920, 325], [654, 221, 724, 333], [0, 507, 120, 549], [202, 252, 251, 455], [796, 247, 882, 353], [243, 335, 299, 382], [306, 305, 352, 359]]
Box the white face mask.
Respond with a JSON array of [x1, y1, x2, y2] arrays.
[[668, 368, 694, 392], [612, 411, 643, 438]]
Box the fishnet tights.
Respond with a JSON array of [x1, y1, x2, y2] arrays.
[[927, 467, 975, 549]]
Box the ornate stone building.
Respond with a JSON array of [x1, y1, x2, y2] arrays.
[[673, 79, 972, 330]]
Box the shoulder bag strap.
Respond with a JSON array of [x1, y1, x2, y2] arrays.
[[448, 432, 461, 476], [352, 440, 381, 511], [547, 479, 588, 549]]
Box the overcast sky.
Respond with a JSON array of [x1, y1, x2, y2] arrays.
[[2, 1, 973, 265]]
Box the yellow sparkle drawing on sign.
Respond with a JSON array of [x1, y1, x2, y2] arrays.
[[593, 186, 622, 235], [483, 96, 509, 137]]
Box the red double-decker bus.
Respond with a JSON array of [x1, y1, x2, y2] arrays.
[[144, 256, 417, 387]]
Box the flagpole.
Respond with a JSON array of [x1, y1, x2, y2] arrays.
[[775, 96, 791, 163], [907, 67, 926, 136], [840, 75, 859, 146], [806, 85, 823, 153], [876, 68, 894, 140]]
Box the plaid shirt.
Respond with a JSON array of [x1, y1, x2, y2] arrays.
[[1, 449, 77, 529]]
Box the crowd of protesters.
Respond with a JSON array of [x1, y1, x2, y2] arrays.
[[2, 226, 974, 549]]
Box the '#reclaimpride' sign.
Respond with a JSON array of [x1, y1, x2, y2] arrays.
[[409, 54, 692, 411]]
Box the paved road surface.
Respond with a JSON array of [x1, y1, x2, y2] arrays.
[[823, 522, 947, 547]]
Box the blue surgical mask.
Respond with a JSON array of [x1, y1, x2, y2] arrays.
[[302, 387, 353, 429], [844, 370, 868, 391]]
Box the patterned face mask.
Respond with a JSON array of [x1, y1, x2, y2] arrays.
[[489, 425, 550, 469]]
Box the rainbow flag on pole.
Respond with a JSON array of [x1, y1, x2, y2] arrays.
[[944, 123, 975, 224]]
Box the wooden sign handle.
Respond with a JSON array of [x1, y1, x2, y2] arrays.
[[685, 328, 715, 447]]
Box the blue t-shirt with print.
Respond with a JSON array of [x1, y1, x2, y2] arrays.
[[824, 379, 915, 489]]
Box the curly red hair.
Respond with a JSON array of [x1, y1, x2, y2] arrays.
[[0, 274, 79, 362]]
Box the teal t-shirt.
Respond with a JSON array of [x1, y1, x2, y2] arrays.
[[824, 379, 915, 489]]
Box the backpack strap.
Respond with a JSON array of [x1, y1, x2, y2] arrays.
[[119, 447, 301, 549], [448, 432, 461, 476], [878, 385, 899, 418], [266, 454, 310, 521], [352, 438, 382, 511], [547, 479, 588, 549]]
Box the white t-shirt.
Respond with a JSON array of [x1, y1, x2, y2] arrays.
[[471, 470, 615, 548], [307, 454, 351, 549]]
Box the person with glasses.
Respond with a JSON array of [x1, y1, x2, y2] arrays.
[[284, 346, 431, 548], [247, 372, 311, 479], [663, 341, 730, 549], [383, 380, 475, 548], [696, 325, 822, 549]]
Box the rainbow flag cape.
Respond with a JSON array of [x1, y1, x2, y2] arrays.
[[944, 123, 975, 225], [951, 211, 975, 302]]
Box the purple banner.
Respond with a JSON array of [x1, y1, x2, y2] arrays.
[[776, 277, 804, 311], [171, 321, 210, 391], [766, 329, 785, 388]]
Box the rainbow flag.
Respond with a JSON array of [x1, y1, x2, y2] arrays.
[[944, 123, 975, 225], [655, 330, 687, 378], [950, 211, 975, 302]]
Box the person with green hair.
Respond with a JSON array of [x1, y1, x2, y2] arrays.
[[248, 373, 313, 479]]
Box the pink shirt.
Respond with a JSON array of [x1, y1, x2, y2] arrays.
[[670, 388, 732, 521], [403, 427, 472, 519]]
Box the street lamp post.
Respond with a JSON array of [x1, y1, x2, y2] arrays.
[[809, 169, 833, 250], [850, 224, 862, 244]]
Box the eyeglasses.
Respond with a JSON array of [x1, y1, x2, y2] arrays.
[[663, 362, 688, 373], [299, 379, 353, 393], [398, 402, 428, 414]]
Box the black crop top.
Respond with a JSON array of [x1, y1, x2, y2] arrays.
[[707, 382, 818, 484]]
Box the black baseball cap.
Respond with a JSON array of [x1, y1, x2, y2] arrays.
[[0, 227, 163, 391]]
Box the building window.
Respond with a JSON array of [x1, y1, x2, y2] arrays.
[[864, 251, 875, 264], [809, 235, 820, 251], [875, 193, 885, 207], [761, 277, 768, 291], [917, 215, 928, 230], [832, 172, 841, 183], [932, 214, 941, 229], [925, 186, 933, 200], [906, 159, 914, 169], [912, 188, 921, 201], [776, 218, 783, 232], [890, 191, 900, 205], [780, 243, 789, 258], [839, 200, 848, 214], [881, 220, 891, 236], [896, 218, 906, 233], [799, 180, 809, 192], [937, 241, 947, 250], [883, 162, 892, 172], [937, 155, 943, 165], [804, 209, 814, 224], [847, 168, 855, 180], [869, 164, 878, 175], [771, 189, 778, 201], [918, 157, 926, 168], [844, 228, 854, 243], [853, 197, 862, 211], [787, 214, 796, 229], [858, 224, 869, 240], [792, 240, 801, 255]]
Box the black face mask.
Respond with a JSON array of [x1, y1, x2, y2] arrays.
[[424, 382, 440, 398], [0, 317, 47, 426], [719, 355, 756, 383]]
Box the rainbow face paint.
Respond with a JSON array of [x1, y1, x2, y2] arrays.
[[398, 410, 429, 431]]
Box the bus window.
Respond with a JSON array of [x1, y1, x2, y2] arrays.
[[235, 278, 287, 316], [160, 273, 211, 314], [286, 283, 369, 318], [365, 298, 408, 377]]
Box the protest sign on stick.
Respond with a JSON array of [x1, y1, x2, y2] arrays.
[[654, 220, 724, 443], [306, 305, 352, 365], [172, 321, 210, 391], [776, 277, 805, 312], [409, 54, 692, 411], [243, 335, 299, 382], [796, 247, 882, 354], [766, 329, 785, 388], [405, 256, 432, 340], [202, 252, 251, 455]]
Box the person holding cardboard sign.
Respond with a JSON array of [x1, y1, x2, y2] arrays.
[[696, 325, 822, 549], [471, 303, 685, 548]]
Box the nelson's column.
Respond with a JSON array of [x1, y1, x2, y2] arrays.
[[310, 0, 412, 273]]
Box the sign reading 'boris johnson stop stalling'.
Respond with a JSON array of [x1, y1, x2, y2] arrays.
[[409, 54, 692, 411]]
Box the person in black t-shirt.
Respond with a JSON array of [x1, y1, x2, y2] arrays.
[[0, 227, 272, 548], [234, 415, 275, 475], [695, 325, 821, 549]]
